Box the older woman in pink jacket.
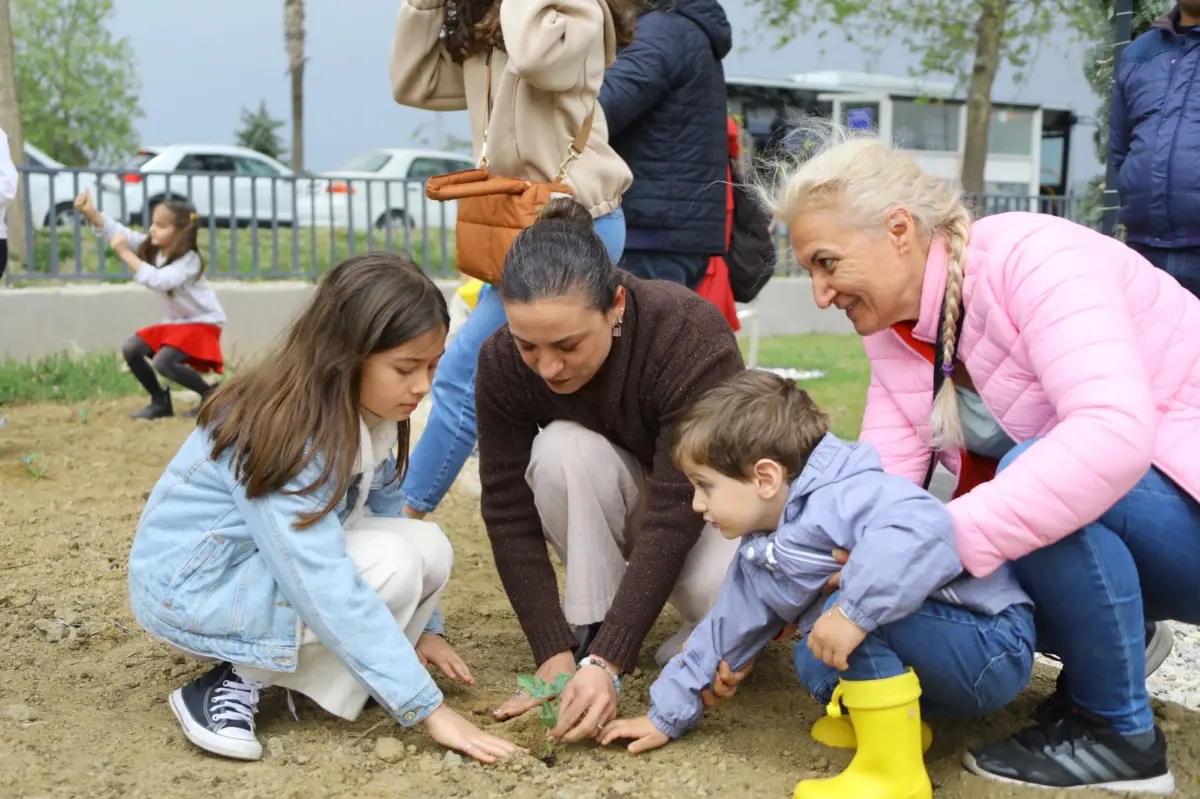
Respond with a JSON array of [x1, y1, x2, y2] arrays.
[[763, 122, 1200, 795]]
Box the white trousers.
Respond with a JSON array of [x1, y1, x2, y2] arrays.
[[525, 421, 738, 629], [237, 516, 453, 721]]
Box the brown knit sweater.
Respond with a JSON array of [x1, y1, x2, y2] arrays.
[[476, 274, 744, 673]]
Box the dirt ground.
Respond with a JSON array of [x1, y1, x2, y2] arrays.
[[2, 398, 1199, 799]]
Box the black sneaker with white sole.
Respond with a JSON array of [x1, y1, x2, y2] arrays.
[[168, 661, 265, 761], [964, 708, 1175, 795]]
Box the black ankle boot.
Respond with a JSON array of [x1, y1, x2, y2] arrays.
[[132, 392, 173, 421]]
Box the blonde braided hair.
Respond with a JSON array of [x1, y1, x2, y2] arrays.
[[763, 118, 971, 451]]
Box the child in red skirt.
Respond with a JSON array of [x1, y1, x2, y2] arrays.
[[75, 189, 226, 420]]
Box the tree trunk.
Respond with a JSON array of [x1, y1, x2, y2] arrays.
[[959, 0, 1010, 196], [0, 0, 27, 271], [284, 0, 305, 175]]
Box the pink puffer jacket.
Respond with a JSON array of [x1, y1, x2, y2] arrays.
[[860, 212, 1200, 577]]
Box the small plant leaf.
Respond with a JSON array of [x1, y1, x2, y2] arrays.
[[541, 698, 557, 729], [516, 674, 538, 696], [531, 676, 550, 697], [553, 672, 572, 694]]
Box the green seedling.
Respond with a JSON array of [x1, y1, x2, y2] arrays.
[[78, 408, 90, 425], [19, 452, 47, 481], [516, 672, 572, 765]]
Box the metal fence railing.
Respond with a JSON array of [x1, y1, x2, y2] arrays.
[[6, 166, 457, 283], [5, 165, 1087, 284]]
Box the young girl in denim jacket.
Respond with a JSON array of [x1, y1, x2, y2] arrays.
[[127, 252, 520, 764], [601, 371, 1035, 798]]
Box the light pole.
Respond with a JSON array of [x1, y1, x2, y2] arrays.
[[1102, 0, 1135, 237]]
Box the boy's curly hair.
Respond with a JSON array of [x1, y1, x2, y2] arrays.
[[672, 370, 831, 482]]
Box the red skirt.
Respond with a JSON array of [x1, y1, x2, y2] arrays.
[[136, 323, 225, 374]]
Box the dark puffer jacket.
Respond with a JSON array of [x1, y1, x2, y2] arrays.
[[597, 0, 731, 256], [1111, 7, 1200, 248]]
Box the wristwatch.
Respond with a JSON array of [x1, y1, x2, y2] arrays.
[[578, 655, 622, 694]]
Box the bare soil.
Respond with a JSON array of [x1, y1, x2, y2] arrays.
[[2, 398, 1199, 798]]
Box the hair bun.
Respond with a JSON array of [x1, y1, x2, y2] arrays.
[[537, 197, 593, 230]]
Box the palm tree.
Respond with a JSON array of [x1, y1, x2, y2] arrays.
[[284, 0, 305, 175], [0, 0, 27, 269]]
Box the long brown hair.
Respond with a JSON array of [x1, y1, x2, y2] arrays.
[[443, 0, 636, 62], [138, 199, 205, 275], [197, 252, 449, 529]]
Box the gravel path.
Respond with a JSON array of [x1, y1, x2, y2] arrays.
[[1148, 623, 1200, 709]]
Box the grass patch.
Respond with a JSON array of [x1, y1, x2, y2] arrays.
[[744, 334, 869, 439], [1, 335, 871, 436], [14, 224, 456, 283], [0, 352, 145, 405]]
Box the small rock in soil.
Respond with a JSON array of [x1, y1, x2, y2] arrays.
[[5, 704, 37, 722], [374, 737, 406, 764], [267, 737, 284, 759], [406, 743, 417, 755], [32, 619, 65, 643], [294, 754, 310, 765], [443, 751, 464, 769]]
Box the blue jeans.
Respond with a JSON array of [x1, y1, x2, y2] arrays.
[[794, 592, 1035, 719], [1127, 242, 1200, 299], [620, 249, 708, 289], [1003, 437, 1200, 735], [401, 208, 626, 513]]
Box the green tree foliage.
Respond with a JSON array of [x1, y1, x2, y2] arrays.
[[745, 0, 1101, 194], [11, 0, 142, 166], [235, 100, 288, 162]]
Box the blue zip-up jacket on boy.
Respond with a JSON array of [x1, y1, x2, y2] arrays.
[[128, 420, 445, 727], [647, 434, 1032, 738]]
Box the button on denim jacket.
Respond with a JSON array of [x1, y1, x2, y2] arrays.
[[128, 420, 445, 726]]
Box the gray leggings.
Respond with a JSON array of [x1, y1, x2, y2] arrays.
[[121, 335, 213, 398]]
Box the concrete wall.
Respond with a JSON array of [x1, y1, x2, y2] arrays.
[[0, 277, 853, 363]]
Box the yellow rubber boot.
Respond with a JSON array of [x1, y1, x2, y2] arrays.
[[810, 715, 933, 753], [794, 670, 932, 799]]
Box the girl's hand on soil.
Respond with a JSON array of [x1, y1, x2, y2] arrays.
[[494, 650, 576, 720], [701, 659, 752, 709], [416, 633, 475, 684], [420, 704, 524, 764], [821, 548, 850, 595], [807, 605, 868, 671], [550, 658, 617, 743], [599, 715, 670, 754]]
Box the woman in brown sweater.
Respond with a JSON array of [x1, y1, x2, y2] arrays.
[[477, 199, 743, 743]]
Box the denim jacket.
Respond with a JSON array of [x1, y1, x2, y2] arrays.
[[647, 434, 1031, 738], [128, 418, 445, 726]]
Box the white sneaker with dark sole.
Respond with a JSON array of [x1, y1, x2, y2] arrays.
[[168, 661, 264, 761]]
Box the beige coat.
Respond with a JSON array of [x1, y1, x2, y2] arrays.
[[389, 0, 631, 218]]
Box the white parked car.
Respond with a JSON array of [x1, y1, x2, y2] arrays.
[[102, 144, 296, 227], [295, 148, 474, 232], [22, 142, 121, 229]]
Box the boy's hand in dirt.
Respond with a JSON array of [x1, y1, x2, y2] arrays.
[[416, 633, 474, 684], [599, 715, 670, 754], [821, 548, 851, 595], [550, 657, 618, 743], [807, 604, 868, 671], [420, 704, 524, 764], [494, 650, 576, 720]]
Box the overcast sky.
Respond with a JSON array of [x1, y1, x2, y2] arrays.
[[108, 0, 1104, 187]]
